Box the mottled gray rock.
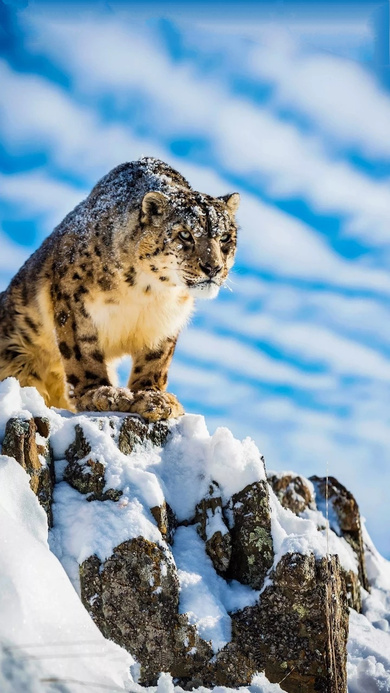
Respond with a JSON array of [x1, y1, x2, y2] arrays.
[[232, 552, 349, 693], [226, 481, 274, 589], [80, 537, 213, 686], [1, 416, 54, 524], [118, 416, 170, 455], [268, 472, 315, 515], [195, 482, 231, 574], [64, 423, 122, 502], [311, 475, 369, 592]]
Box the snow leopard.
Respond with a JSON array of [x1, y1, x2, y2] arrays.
[[0, 157, 239, 421]]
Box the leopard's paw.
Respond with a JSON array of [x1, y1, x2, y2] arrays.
[[77, 386, 134, 412], [129, 390, 184, 422]]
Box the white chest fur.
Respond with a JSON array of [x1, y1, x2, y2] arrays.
[[85, 280, 194, 357]]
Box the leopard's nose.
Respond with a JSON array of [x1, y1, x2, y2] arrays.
[[199, 262, 223, 278]]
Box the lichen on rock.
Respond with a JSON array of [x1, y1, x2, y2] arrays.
[[226, 481, 274, 589], [80, 537, 213, 686], [63, 422, 122, 502], [232, 552, 349, 693]]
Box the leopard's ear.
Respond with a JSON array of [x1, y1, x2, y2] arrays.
[[141, 191, 168, 226], [220, 192, 240, 216]]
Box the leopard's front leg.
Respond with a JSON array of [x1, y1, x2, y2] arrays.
[[128, 337, 184, 422], [54, 300, 134, 412]]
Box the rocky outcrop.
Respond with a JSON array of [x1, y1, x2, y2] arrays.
[[268, 471, 367, 613], [268, 472, 315, 515], [226, 481, 274, 589], [1, 416, 54, 525], [233, 553, 349, 693], [64, 423, 123, 502], [310, 475, 369, 592], [80, 537, 213, 686], [2, 409, 371, 693]]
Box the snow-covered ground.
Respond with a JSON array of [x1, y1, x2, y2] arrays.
[[0, 377, 390, 692]]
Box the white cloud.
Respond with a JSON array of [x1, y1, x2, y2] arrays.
[[198, 299, 390, 381], [0, 230, 30, 279], [0, 61, 166, 181], [177, 326, 334, 391], [237, 193, 390, 292], [247, 30, 390, 159], [0, 171, 85, 235], [21, 14, 390, 246], [238, 277, 390, 346]]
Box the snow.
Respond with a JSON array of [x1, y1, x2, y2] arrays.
[[173, 525, 259, 652], [346, 524, 390, 691], [268, 489, 358, 574], [157, 417, 266, 521], [0, 454, 133, 692], [1, 378, 390, 691]]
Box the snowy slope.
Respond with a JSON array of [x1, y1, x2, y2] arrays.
[[0, 377, 390, 691]]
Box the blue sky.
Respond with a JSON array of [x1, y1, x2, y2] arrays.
[[1, 0, 390, 556]]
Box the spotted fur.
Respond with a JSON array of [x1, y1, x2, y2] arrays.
[[0, 158, 239, 421]]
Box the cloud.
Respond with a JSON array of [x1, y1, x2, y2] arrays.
[[177, 327, 334, 390], [0, 61, 166, 181], [21, 14, 390, 247], [0, 229, 30, 288], [197, 299, 390, 382], [247, 30, 390, 159], [237, 193, 390, 292], [0, 171, 86, 237]]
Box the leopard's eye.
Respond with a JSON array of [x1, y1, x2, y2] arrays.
[[178, 230, 193, 242], [220, 233, 231, 243]]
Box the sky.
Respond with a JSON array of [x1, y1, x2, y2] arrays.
[[1, 0, 390, 556]]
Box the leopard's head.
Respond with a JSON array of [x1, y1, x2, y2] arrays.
[[138, 189, 240, 299]]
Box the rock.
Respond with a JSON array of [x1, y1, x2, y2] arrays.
[[1, 416, 54, 525], [150, 501, 177, 544], [6, 408, 355, 691], [80, 537, 213, 686], [64, 423, 122, 502], [311, 476, 369, 592], [118, 416, 170, 455], [343, 569, 362, 613], [232, 552, 349, 693], [226, 481, 274, 589], [195, 482, 231, 573], [267, 472, 365, 610], [268, 472, 315, 515]]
